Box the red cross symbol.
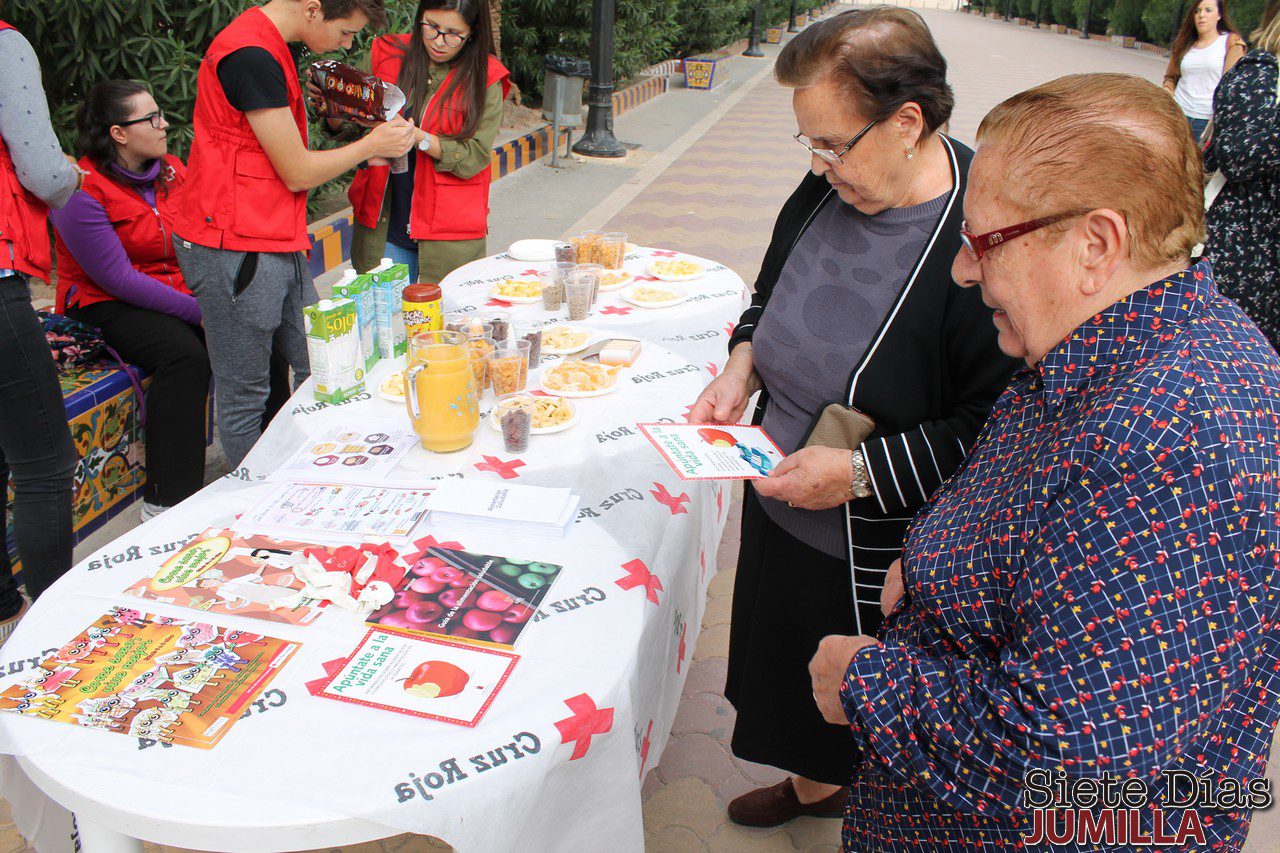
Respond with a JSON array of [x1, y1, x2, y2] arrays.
[[634, 274, 660, 282], [554, 693, 614, 760], [723, 321, 736, 337], [474, 455, 526, 479], [599, 305, 634, 316], [699, 548, 707, 583], [486, 298, 514, 308], [650, 482, 691, 515], [530, 389, 552, 397], [406, 534, 466, 564], [617, 559, 663, 605], [682, 403, 698, 423], [638, 719, 655, 777], [676, 623, 687, 673], [652, 250, 679, 258], [715, 486, 724, 519], [519, 268, 541, 276], [705, 362, 720, 378]]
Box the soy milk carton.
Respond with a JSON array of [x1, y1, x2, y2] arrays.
[[333, 269, 379, 372], [304, 298, 365, 403], [370, 257, 409, 359]]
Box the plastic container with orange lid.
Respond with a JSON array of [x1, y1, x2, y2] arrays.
[[403, 281, 443, 338]]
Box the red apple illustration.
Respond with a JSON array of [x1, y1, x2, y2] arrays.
[[402, 660, 469, 699]]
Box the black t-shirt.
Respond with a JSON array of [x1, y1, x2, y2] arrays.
[[216, 44, 306, 112]]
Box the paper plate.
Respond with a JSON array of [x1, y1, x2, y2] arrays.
[[596, 271, 634, 292], [540, 326, 595, 355], [620, 285, 690, 309], [539, 366, 623, 398], [507, 239, 558, 262], [646, 259, 707, 282], [488, 280, 544, 303], [377, 374, 407, 404], [488, 399, 580, 435]]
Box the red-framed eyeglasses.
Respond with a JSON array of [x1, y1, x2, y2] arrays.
[[959, 210, 1088, 261]]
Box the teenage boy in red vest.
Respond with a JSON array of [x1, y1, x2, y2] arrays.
[[0, 16, 82, 639], [174, 0, 420, 468]]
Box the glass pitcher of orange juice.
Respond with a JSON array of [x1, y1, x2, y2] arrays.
[[405, 331, 479, 453]]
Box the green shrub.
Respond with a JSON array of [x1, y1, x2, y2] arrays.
[[1141, 0, 1181, 43], [1109, 0, 1149, 37], [1052, 0, 1078, 26], [1073, 0, 1114, 32], [672, 0, 754, 56]]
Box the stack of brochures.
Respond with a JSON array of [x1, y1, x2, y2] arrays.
[[428, 480, 579, 539]]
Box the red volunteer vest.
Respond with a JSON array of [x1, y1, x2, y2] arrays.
[[0, 21, 55, 280], [55, 155, 189, 313], [348, 37, 510, 242], [174, 7, 309, 252]]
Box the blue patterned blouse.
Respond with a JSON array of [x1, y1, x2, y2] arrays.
[[839, 262, 1280, 851]]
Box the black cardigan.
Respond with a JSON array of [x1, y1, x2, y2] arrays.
[[729, 137, 1020, 631]]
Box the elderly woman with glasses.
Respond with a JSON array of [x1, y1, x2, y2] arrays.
[[809, 72, 1280, 851], [688, 8, 1017, 827]]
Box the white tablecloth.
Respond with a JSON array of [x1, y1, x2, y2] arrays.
[[0, 253, 749, 852]]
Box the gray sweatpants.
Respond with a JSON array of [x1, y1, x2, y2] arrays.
[[174, 239, 316, 467]]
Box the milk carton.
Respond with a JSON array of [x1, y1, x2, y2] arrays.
[[370, 257, 409, 360], [333, 268, 379, 372], [304, 298, 365, 403]]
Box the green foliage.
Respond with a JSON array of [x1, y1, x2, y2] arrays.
[[1073, 0, 1114, 32], [500, 0, 679, 103], [1052, 0, 1078, 26], [1141, 0, 1181, 42], [1232, 0, 1267, 40], [672, 0, 753, 57], [1109, 0, 1149, 37]]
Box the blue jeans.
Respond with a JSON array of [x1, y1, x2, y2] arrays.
[[385, 241, 419, 282], [0, 275, 76, 615], [1188, 116, 1210, 144]]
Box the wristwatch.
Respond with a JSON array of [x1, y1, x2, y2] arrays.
[[417, 133, 434, 152], [849, 449, 872, 500]]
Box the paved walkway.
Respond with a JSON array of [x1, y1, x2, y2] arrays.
[[10, 8, 1277, 853]]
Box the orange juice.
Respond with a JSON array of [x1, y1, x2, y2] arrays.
[[405, 332, 479, 453]]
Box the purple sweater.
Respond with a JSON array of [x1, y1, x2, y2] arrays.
[[50, 160, 202, 326]]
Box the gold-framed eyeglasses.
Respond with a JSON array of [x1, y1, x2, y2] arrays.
[[793, 119, 877, 165]]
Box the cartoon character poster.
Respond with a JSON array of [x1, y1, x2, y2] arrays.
[[309, 627, 517, 727], [638, 422, 785, 480], [123, 530, 325, 625], [0, 607, 298, 748]]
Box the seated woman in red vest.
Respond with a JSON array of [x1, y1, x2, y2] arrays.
[[346, 0, 511, 283], [51, 81, 211, 520]]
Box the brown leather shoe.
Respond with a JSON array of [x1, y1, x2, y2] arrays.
[[726, 778, 849, 827]]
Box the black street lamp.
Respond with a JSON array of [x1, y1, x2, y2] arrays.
[[1080, 0, 1094, 36], [744, 0, 765, 57], [1004, 0, 1014, 20], [789, 0, 799, 32], [1172, 0, 1186, 45], [572, 0, 626, 158], [1033, 0, 1042, 27]]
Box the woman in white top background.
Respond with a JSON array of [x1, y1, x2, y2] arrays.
[[1164, 0, 1247, 141]]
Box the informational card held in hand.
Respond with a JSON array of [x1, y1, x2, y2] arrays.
[[639, 423, 785, 480]]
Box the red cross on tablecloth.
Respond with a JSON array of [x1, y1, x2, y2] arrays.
[[616, 559, 663, 605], [530, 389, 552, 397], [599, 305, 634, 316], [554, 693, 614, 760], [723, 321, 736, 337], [474, 456, 526, 479], [682, 403, 697, 422], [652, 250, 679, 258], [699, 548, 707, 583], [676, 623, 687, 673], [638, 719, 655, 778], [519, 268, 541, 276], [634, 274, 659, 282], [705, 362, 719, 378], [486, 299, 514, 308], [406, 534, 467, 564], [650, 482, 690, 515], [715, 486, 724, 520]]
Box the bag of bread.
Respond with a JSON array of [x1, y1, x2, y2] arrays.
[[307, 60, 406, 124]]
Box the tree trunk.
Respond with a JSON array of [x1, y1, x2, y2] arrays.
[[490, 0, 502, 57]]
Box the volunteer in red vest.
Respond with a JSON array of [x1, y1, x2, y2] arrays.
[[173, 0, 420, 468], [347, 0, 511, 284], [51, 81, 212, 522], [0, 16, 82, 640]]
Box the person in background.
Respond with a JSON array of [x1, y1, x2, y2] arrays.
[[0, 14, 82, 640], [1205, 0, 1280, 350], [810, 72, 1280, 852], [173, 0, 419, 468], [687, 9, 1016, 827], [1163, 0, 1246, 141], [51, 81, 211, 522], [346, 0, 510, 284]]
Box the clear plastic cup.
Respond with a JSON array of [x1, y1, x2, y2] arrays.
[[554, 242, 576, 264], [574, 263, 604, 304], [486, 344, 530, 396], [540, 271, 564, 310], [572, 230, 604, 266], [566, 275, 595, 321], [467, 334, 495, 392], [599, 232, 628, 270], [494, 393, 536, 452], [479, 311, 511, 344], [444, 312, 477, 334], [515, 324, 543, 368]]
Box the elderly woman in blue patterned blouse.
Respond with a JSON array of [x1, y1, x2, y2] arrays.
[[809, 72, 1280, 852]]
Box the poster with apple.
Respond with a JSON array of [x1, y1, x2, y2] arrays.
[[310, 627, 518, 727]]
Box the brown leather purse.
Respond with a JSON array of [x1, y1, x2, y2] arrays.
[[801, 402, 876, 451]]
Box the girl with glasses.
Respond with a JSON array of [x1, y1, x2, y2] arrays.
[[347, 0, 510, 284], [50, 80, 213, 522]]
